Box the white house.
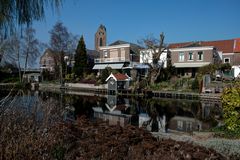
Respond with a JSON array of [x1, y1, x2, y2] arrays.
[[139, 48, 168, 68]]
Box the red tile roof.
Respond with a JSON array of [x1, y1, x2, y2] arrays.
[[168, 39, 240, 53], [234, 38, 240, 53], [113, 73, 129, 81], [201, 39, 234, 53], [168, 42, 193, 49]]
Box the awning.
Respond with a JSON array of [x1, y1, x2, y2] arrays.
[[173, 62, 210, 68], [93, 63, 124, 70], [134, 64, 150, 69], [107, 63, 124, 69], [92, 64, 108, 70]]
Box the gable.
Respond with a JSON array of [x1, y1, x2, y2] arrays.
[[106, 73, 130, 82]]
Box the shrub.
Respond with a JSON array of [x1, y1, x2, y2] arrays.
[[192, 78, 199, 91], [100, 67, 112, 83], [65, 73, 74, 82], [221, 82, 240, 132]]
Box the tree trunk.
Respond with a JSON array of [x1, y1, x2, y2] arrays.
[[150, 68, 161, 84], [17, 48, 22, 83], [23, 50, 29, 83]]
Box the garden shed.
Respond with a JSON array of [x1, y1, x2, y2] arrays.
[[105, 73, 131, 94]]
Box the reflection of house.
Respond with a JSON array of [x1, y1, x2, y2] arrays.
[[93, 40, 141, 72], [106, 73, 131, 94], [93, 107, 131, 127], [168, 116, 203, 132], [92, 95, 131, 127], [138, 113, 167, 132]]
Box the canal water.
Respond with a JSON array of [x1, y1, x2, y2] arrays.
[[0, 90, 222, 133]]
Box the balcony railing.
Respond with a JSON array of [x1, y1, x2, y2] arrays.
[[94, 57, 130, 63]]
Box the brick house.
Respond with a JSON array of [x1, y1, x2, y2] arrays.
[[40, 48, 56, 72], [93, 40, 141, 72], [170, 45, 221, 77], [169, 38, 240, 65], [169, 38, 240, 77]]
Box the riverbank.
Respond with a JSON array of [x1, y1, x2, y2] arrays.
[[38, 82, 221, 101], [55, 116, 227, 160], [152, 131, 240, 159]]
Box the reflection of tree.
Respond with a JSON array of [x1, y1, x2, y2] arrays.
[[72, 96, 96, 118], [143, 99, 172, 132]]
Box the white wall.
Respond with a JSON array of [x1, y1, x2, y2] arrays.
[[232, 65, 240, 78], [140, 49, 167, 68]]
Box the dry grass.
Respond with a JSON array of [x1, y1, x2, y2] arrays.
[[0, 90, 66, 160]]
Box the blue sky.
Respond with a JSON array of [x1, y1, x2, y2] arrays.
[[33, 0, 240, 50]]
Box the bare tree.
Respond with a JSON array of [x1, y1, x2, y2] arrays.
[[49, 21, 78, 81], [22, 27, 42, 80], [2, 34, 23, 82], [1, 28, 43, 83], [139, 33, 168, 84]]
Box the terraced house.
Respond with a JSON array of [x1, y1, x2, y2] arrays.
[[169, 38, 240, 77]]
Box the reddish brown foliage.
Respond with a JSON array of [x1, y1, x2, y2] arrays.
[[0, 108, 226, 160], [62, 116, 226, 160]]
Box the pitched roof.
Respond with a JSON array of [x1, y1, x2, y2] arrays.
[[106, 73, 130, 81], [99, 24, 106, 31], [200, 39, 234, 53], [113, 73, 129, 81], [109, 40, 143, 54], [87, 49, 99, 59], [168, 39, 240, 53], [168, 42, 193, 49], [40, 48, 55, 59]]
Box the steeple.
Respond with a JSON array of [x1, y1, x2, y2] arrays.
[[95, 24, 107, 51]]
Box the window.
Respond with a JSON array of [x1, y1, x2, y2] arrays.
[[186, 122, 192, 131], [224, 58, 230, 63], [104, 50, 108, 58], [197, 51, 203, 60], [99, 38, 103, 46], [177, 121, 183, 130], [188, 52, 193, 60], [179, 52, 185, 62]]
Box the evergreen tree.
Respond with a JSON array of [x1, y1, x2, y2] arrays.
[[74, 36, 87, 77]]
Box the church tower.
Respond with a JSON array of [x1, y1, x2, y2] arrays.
[[95, 24, 106, 51]]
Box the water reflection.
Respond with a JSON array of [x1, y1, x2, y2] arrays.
[[90, 95, 222, 133], [0, 90, 222, 133], [93, 95, 132, 127]]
